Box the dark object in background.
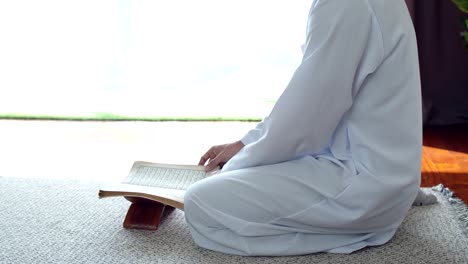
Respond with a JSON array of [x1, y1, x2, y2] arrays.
[[405, 0, 468, 125]]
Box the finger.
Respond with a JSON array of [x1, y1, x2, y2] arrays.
[[198, 148, 216, 165], [198, 155, 209, 166], [205, 156, 222, 172]]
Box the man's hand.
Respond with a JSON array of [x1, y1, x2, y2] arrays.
[[198, 141, 245, 172]]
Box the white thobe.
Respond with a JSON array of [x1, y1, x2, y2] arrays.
[[184, 0, 422, 256]]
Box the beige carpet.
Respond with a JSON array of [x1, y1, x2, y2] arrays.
[[1, 177, 467, 264]]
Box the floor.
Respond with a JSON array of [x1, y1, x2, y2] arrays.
[[1, 120, 467, 203], [0, 120, 255, 182], [421, 123, 468, 204]]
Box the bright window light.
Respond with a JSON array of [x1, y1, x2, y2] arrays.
[[0, 0, 313, 118]]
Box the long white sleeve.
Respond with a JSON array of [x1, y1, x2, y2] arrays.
[[239, 118, 266, 146], [224, 0, 384, 171]]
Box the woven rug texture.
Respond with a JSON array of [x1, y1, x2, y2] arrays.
[[0, 177, 467, 264]]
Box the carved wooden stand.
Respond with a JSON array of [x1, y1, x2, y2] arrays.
[[123, 197, 174, 230]]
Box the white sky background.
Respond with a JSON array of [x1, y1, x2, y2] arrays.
[[0, 0, 313, 117]]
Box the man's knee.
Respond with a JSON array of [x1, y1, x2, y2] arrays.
[[184, 176, 235, 229], [184, 183, 201, 219], [184, 180, 213, 225], [184, 174, 227, 210]]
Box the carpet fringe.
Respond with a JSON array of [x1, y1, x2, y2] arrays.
[[432, 184, 468, 236]]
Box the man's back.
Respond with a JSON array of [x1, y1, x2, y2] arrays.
[[318, 0, 423, 231], [343, 0, 422, 186]]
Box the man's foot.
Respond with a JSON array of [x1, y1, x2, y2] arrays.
[[412, 188, 437, 206]]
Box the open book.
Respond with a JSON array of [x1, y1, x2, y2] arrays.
[[98, 161, 218, 210]]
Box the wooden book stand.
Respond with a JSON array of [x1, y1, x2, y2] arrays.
[[123, 197, 175, 230]]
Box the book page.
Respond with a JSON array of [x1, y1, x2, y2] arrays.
[[99, 183, 187, 209], [122, 162, 208, 190], [99, 161, 219, 209]]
